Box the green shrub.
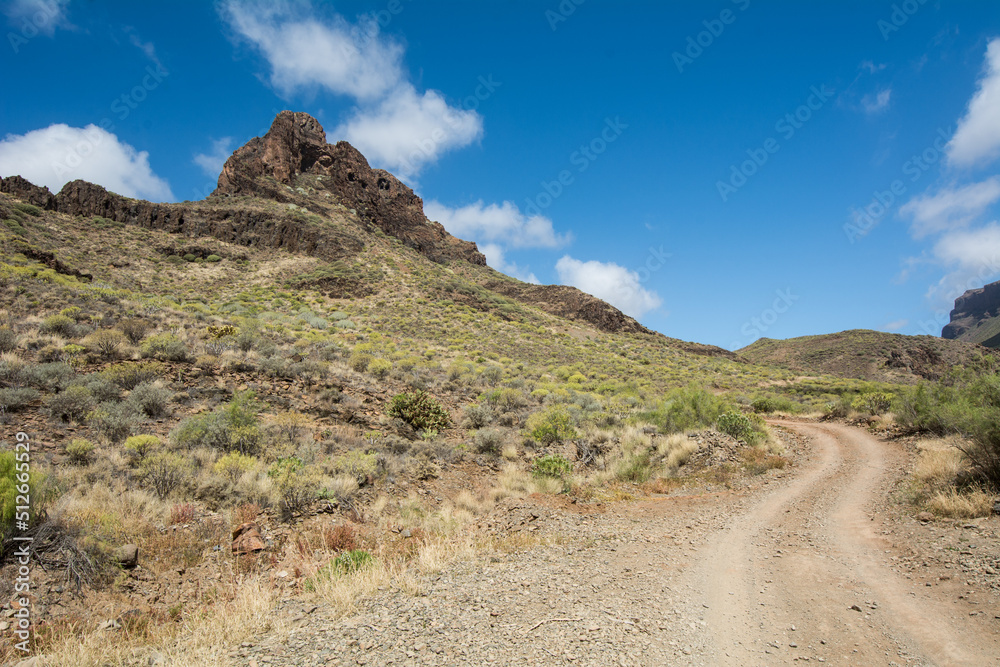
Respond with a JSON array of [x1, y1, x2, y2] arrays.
[[331, 549, 373, 574], [126, 381, 171, 418], [640, 385, 731, 433], [348, 351, 373, 373], [331, 450, 379, 482], [183, 253, 197, 262], [85, 329, 127, 359], [0, 387, 39, 412], [65, 438, 95, 465], [367, 357, 392, 379], [46, 385, 95, 423], [474, 428, 504, 455], [851, 391, 894, 416], [40, 314, 75, 336], [526, 405, 576, 444], [387, 390, 451, 432], [88, 402, 143, 443], [480, 387, 527, 412], [123, 434, 160, 464], [102, 361, 164, 390], [117, 319, 150, 345], [13, 202, 41, 217], [140, 333, 188, 362], [26, 362, 75, 391], [717, 411, 765, 445], [172, 390, 262, 454], [140, 451, 190, 499], [0, 450, 48, 551], [897, 374, 1000, 488], [462, 404, 494, 428], [0, 327, 16, 352], [268, 457, 319, 515], [213, 452, 257, 482], [206, 254, 222, 263], [750, 397, 776, 414], [531, 453, 573, 479], [83, 374, 121, 402], [306, 550, 374, 590]]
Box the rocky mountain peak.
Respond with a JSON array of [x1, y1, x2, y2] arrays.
[[214, 111, 485, 266]]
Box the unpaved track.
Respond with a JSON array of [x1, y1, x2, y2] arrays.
[[694, 421, 996, 666], [231, 423, 999, 666]]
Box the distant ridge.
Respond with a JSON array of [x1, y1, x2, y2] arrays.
[[739, 329, 997, 383]]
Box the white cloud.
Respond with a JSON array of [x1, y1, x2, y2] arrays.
[[193, 137, 234, 179], [882, 319, 909, 331], [861, 88, 891, 114], [4, 0, 70, 36], [125, 27, 163, 70], [220, 0, 482, 179], [336, 85, 482, 179], [424, 199, 569, 250], [947, 38, 1000, 168], [0, 124, 174, 202], [925, 223, 1000, 306], [555, 255, 662, 319], [860, 60, 887, 74], [479, 243, 539, 284], [221, 0, 404, 101], [900, 177, 1000, 238]]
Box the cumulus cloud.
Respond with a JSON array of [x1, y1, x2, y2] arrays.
[[479, 243, 539, 284], [861, 88, 892, 114], [0, 124, 174, 201], [193, 137, 235, 179], [221, 0, 482, 179], [424, 199, 569, 249], [947, 38, 1000, 168], [900, 177, 1000, 238], [221, 0, 404, 101], [4, 0, 70, 36], [925, 223, 1000, 306], [555, 255, 662, 319], [336, 85, 482, 179]]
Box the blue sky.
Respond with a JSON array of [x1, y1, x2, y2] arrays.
[[2, 1, 1000, 350]]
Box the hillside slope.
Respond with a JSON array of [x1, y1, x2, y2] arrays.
[[738, 329, 997, 383]]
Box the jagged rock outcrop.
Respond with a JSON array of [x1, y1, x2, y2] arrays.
[[942, 280, 1000, 347], [484, 279, 651, 334], [0, 176, 353, 260], [215, 111, 485, 265]]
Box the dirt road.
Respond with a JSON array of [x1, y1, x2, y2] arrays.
[[231, 422, 1000, 666], [694, 421, 998, 665]]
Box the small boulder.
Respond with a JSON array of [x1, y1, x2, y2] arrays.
[[232, 522, 266, 555], [916, 511, 934, 523], [112, 544, 139, 569]]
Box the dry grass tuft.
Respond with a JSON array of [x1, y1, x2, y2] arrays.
[[926, 487, 995, 518]]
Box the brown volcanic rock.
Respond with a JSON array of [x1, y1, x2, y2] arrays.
[[485, 280, 651, 334], [0, 176, 356, 260], [942, 280, 1000, 347], [215, 111, 485, 265]]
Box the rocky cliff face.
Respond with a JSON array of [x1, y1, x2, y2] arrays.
[[215, 111, 484, 265], [942, 280, 1000, 348]]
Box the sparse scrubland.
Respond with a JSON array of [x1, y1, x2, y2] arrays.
[[0, 179, 996, 664]]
